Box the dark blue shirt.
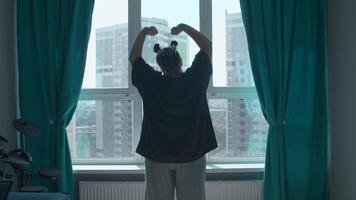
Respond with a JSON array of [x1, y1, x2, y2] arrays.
[[132, 51, 217, 163]]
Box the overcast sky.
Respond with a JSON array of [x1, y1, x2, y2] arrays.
[[82, 0, 241, 88]]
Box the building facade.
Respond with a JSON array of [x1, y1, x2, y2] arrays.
[[225, 11, 268, 157]]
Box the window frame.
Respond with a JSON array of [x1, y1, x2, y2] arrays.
[[72, 0, 265, 165]]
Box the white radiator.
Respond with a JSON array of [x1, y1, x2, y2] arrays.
[[79, 181, 263, 200]]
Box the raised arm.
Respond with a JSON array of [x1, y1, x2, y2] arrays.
[[171, 23, 212, 58], [129, 26, 158, 65]]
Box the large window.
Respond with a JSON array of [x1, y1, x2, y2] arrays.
[[67, 0, 268, 165], [82, 0, 129, 89]]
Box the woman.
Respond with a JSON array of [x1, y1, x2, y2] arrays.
[[129, 23, 217, 200]]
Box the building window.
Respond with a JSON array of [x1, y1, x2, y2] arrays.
[[67, 0, 268, 165]]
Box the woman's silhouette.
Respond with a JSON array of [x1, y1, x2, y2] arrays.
[[129, 23, 217, 200]]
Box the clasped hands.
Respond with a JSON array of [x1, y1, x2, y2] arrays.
[[144, 23, 185, 36]]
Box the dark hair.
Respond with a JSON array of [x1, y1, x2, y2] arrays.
[[153, 41, 182, 73]]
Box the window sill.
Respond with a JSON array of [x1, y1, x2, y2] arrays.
[[73, 163, 264, 174]]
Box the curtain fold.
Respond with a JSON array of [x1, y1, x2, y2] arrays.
[[17, 0, 94, 196], [240, 0, 328, 199]]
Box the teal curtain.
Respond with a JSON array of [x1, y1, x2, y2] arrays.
[[240, 0, 328, 200], [17, 0, 94, 197]]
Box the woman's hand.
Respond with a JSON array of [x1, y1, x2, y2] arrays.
[[129, 26, 158, 65], [171, 24, 185, 35], [171, 23, 211, 58], [145, 26, 158, 36]]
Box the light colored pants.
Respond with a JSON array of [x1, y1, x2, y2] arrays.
[[144, 156, 206, 200]]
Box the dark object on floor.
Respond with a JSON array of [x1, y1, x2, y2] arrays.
[[39, 168, 61, 181], [0, 181, 13, 200], [19, 186, 48, 193], [0, 135, 8, 155], [12, 119, 40, 137], [0, 119, 63, 194], [8, 192, 70, 200], [12, 119, 62, 192], [0, 135, 8, 143]]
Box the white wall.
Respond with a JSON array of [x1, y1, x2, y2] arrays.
[[328, 0, 356, 199], [0, 0, 17, 150]]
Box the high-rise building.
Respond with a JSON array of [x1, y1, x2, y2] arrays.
[[67, 100, 97, 159], [67, 113, 77, 158], [225, 11, 267, 156], [96, 23, 129, 88], [208, 99, 227, 157], [225, 11, 254, 87], [247, 99, 268, 156], [95, 23, 132, 159]]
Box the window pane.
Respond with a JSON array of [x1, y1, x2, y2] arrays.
[[212, 0, 253, 87], [208, 98, 268, 159], [141, 0, 199, 72], [67, 100, 136, 161], [82, 0, 128, 88]]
